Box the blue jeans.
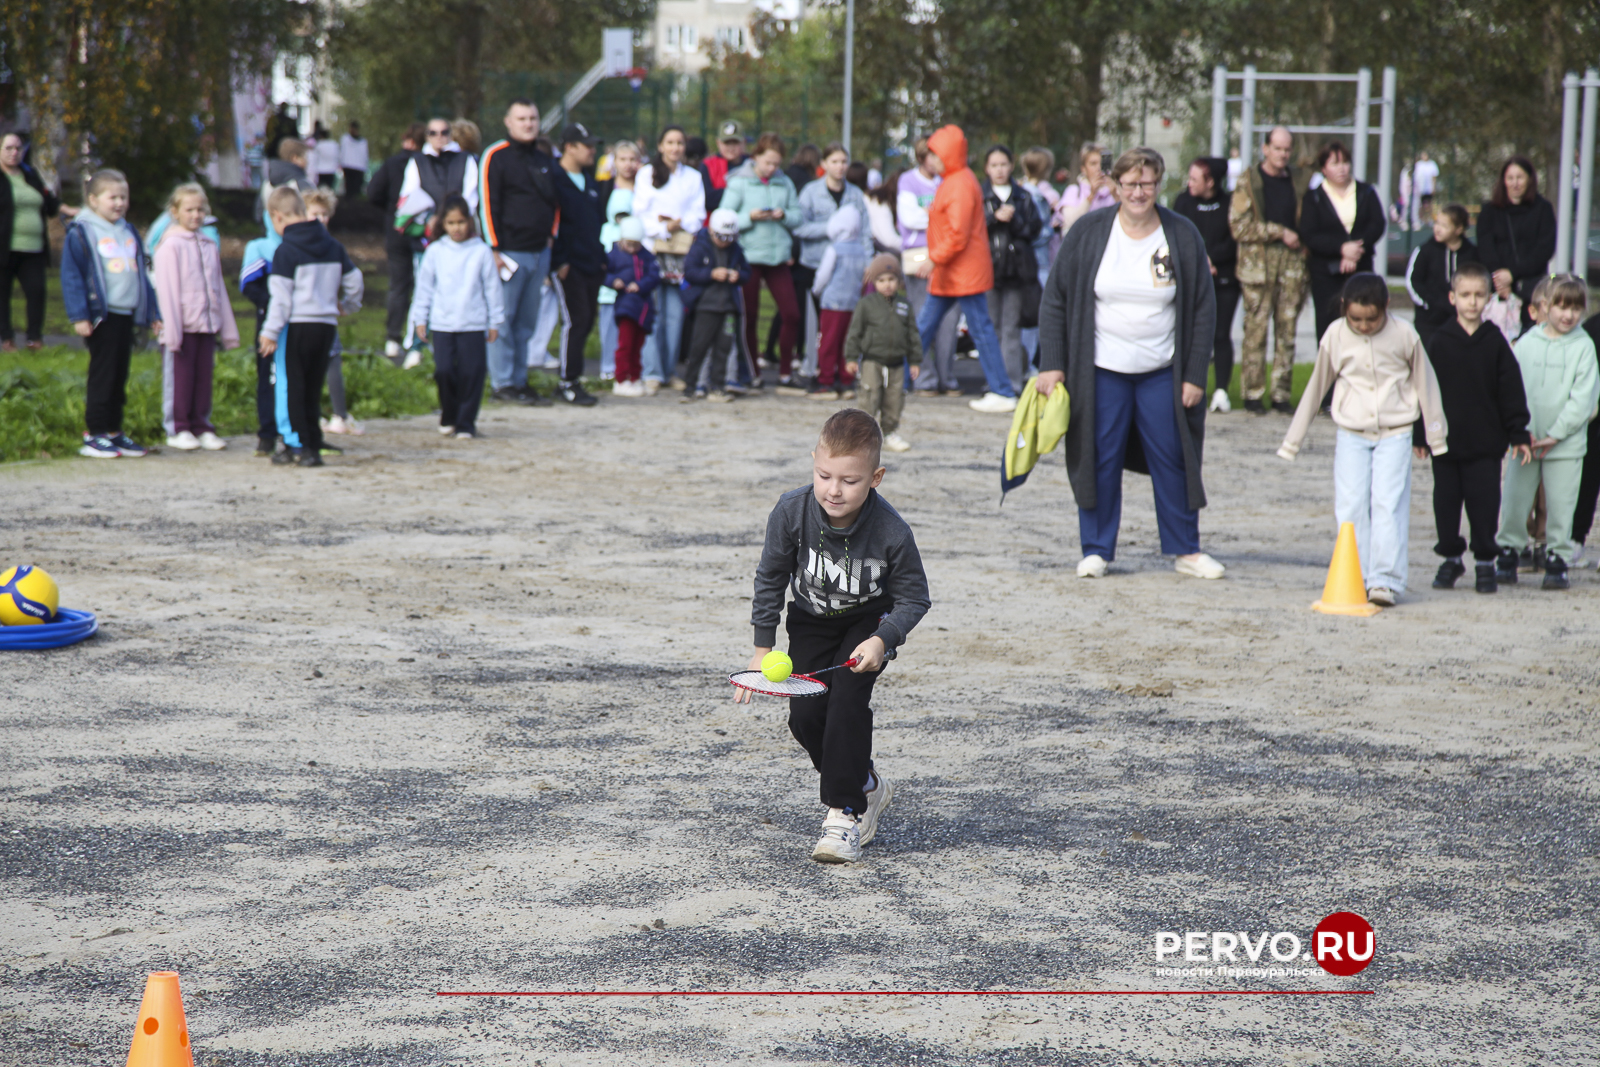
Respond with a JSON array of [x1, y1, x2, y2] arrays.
[[598, 303, 617, 378], [645, 286, 684, 383], [1334, 429, 1413, 592], [1079, 366, 1200, 559], [490, 247, 551, 390], [916, 291, 1014, 398]]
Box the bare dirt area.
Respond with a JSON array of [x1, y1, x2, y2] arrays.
[[2, 390, 1596, 1065]]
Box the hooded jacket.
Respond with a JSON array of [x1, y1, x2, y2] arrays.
[[261, 220, 363, 342], [925, 126, 992, 297], [1171, 158, 1237, 283], [603, 243, 661, 330], [751, 485, 930, 651], [1510, 324, 1600, 460], [680, 228, 750, 314], [812, 206, 869, 311], [61, 214, 157, 329], [794, 175, 870, 270], [1403, 236, 1481, 335], [1280, 315, 1448, 459], [981, 178, 1042, 287], [409, 234, 504, 333], [843, 287, 921, 367], [720, 163, 801, 266], [152, 226, 239, 351], [1419, 318, 1530, 460]]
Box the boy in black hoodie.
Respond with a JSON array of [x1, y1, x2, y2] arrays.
[[1422, 261, 1531, 592], [1173, 157, 1239, 412], [257, 187, 363, 467], [1404, 203, 1480, 351]]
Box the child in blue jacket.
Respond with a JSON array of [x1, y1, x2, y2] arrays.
[[602, 216, 660, 396], [61, 169, 160, 458], [678, 209, 753, 401]]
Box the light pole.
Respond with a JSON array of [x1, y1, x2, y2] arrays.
[[842, 0, 855, 153]]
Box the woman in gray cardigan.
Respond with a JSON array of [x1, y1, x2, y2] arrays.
[[1036, 147, 1226, 581]]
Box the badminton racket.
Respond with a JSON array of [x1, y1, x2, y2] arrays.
[[728, 648, 897, 698]]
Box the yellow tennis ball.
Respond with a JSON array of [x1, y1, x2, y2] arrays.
[[0, 564, 60, 625], [761, 650, 793, 683]]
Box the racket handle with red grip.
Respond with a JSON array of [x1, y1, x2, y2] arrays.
[[842, 648, 897, 668]]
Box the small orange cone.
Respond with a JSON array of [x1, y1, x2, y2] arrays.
[[126, 971, 195, 1067], [1312, 522, 1381, 616]]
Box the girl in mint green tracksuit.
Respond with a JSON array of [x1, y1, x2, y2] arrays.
[[1497, 275, 1599, 588]]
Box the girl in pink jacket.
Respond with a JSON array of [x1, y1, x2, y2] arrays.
[[153, 183, 239, 450]]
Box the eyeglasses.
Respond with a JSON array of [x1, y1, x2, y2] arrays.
[[1118, 181, 1158, 193], [427, 128, 451, 137]]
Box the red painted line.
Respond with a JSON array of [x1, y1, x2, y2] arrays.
[[435, 990, 1374, 997]]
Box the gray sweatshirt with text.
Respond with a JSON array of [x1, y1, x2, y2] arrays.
[[752, 486, 930, 649]]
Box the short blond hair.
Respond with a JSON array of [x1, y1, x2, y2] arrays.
[[166, 182, 209, 216], [302, 188, 338, 215], [1109, 146, 1166, 187], [266, 185, 307, 218]]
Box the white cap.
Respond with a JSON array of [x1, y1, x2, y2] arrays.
[[709, 208, 740, 238], [617, 216, 645, 243]]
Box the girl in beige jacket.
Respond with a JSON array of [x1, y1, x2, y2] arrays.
[[1278, 273, 1448, 604]]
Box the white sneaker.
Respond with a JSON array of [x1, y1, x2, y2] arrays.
[[612, 380, 638, 397], [882, 432, 911, 453], [454, 431, 475, 439], [1077, 554, 1108, 578], [197, 431, 226, 450], [857, 772, 894, 847], [384, 340, 403, 359], [644, 380, 661, 396], [1367, 586, 1397, 606], [324, 415, 351, 435], [1571, 543, 1592, 569], [402, 349, 422, 370], [811, 809, 862, 864], [1208, 388, 1232, 413], [968, 392, 1019, 414], [438, 425, 456, 436], [1175, 552, 1226, 579], [166, 431, 200, 450]]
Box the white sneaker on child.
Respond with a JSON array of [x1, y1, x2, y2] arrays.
[[438, 425, 456, 436], [857, 771, 894, 846], [1209, 388, 1232, 413], [402, 349, 423, 370], [166, 431, 200, 450], [197, 432, 226, 450], [811, 809, 862, 863], [882, 432, 911, 453], [1077, 554, 1108, 578]]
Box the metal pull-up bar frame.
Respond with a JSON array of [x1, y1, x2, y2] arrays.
[[1210, 65, 1397, 277]]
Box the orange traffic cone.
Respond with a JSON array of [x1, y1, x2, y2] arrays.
[[126, 971, 194, 1067], [1312, 522, 1381, 616]]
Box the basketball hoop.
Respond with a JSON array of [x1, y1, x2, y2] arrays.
[[622, 67, 648, 91]]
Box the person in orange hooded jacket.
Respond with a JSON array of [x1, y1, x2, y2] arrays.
[[916, 125, 1019, 412]]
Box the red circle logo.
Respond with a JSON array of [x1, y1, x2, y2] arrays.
[[1313, 911, 1375, 976]]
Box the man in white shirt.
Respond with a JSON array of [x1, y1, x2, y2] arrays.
[[1411, 151, 1439, 230], [339, 121, 369, 197]]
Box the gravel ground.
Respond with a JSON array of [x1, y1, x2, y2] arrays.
[[2, 387, 1596, 1065]]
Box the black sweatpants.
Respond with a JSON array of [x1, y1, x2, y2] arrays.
[[1432, 454, 1503, 561], [252, 306, 278, 448], [282, 322, 336, 455], [1212, 279, 1240, 392], [384, 234, 415, 344], [679, 308, 737, 394], [1571, 417, 1600, 546], [85, 312, 134, 434], [557, 269, 603, 382], [785, 606, 887, 815], [1, 249, 48, 343], [433, 330, 488, 435]]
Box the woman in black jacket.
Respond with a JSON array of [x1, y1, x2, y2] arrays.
[[1476, 156, 1557, 334], [1298, 140, 1386, 345], [1173, 156, 1238, 411], [981, 144, 1043, 391], [0, 132, 70, 350]]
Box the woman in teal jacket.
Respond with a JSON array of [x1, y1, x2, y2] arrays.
[[721, 133, 803, 382]]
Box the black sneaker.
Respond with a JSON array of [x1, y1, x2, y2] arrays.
[[1518, 546, 1535, 572], [516, 383, 553, 406], [1432, 558, 1466, 589], [254, 439, 276, 457], [1243, 398, 1266, 414], [109, 433, 148, 457], [558, 380, 598, 407], [1532, 543, 1547, 572], [1475, 562, 1498, 593], [1271, 399, 1295, 415], [271, 448, 300, 466], [298, 450, 325, 468], [1542, 555, 1570, 590], [490, 386, 522, 404], [1495, 547, 1520, 584]]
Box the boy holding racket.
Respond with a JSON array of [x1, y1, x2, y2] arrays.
[[739, 408, 931, 863]]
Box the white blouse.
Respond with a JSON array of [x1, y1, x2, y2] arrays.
[[631, 162, 707, 252]]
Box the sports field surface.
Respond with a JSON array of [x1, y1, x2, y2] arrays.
[[4, 393, 1596, 1064]]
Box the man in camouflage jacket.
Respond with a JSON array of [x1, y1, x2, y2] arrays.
[[1230, 127, 1311, 411]]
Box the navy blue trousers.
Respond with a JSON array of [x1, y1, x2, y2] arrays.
[[1079, 365, 1200, 560]]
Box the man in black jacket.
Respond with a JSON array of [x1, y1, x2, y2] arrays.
[[366, 123, 424, 360], [480, 99, 560, 404], [1174, 157, 1239, 412], [551, 123, 607, 406]]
